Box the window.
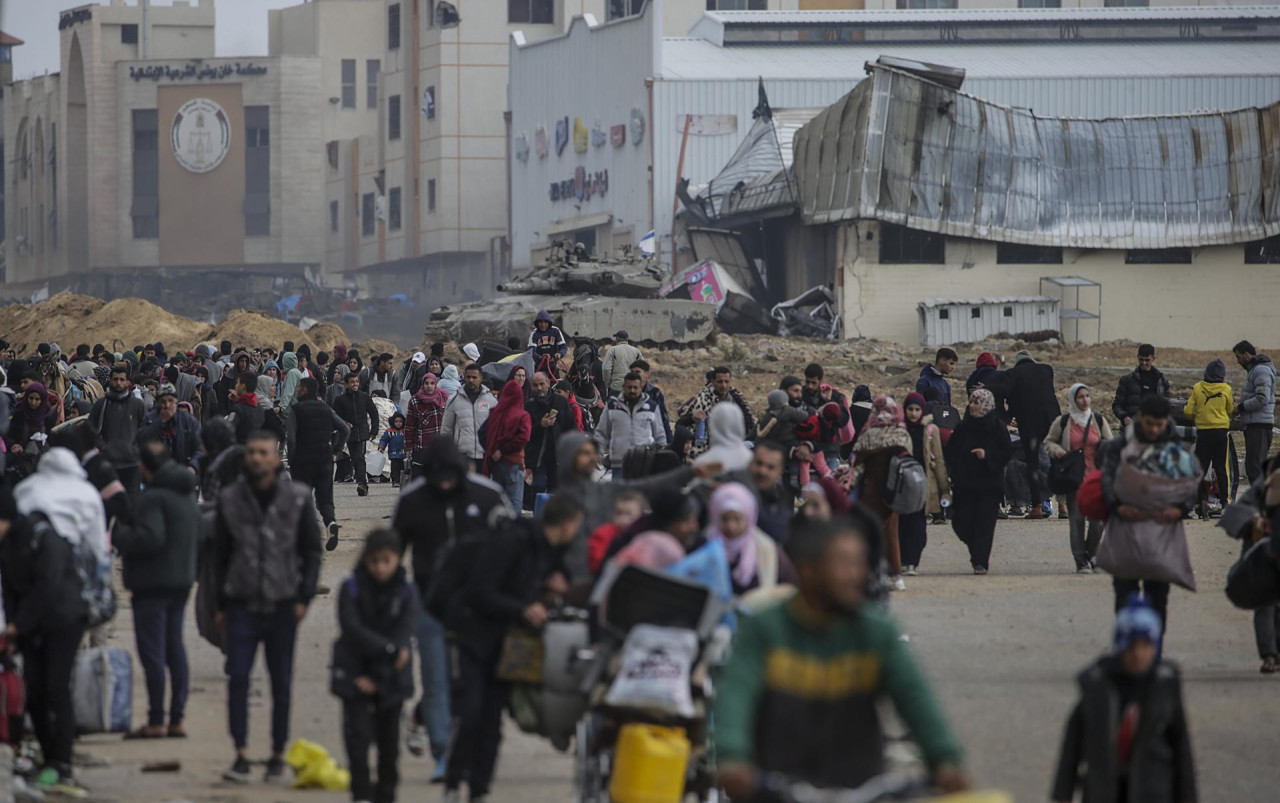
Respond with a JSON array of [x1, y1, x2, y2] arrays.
[[1126, 248, 1192, 264], [511, 0, 555, 24], [1244, 235, 1280, 265], [330, 201, 340, 233], [389, 187, 402, 231], [427, 179, 436, 213], [424, 86, 435, 120], [970, 307, 981, 319], [427, 0, 436, 27], [366, 60, 380, 109], [131, 110, 159, 239], [1003, 306, 1014, 318], [388, 4, 401, 49], [878, 223, 944, 264], [706, 0, 767, 9], [997, 243, 1063, 264], [362, 193, 376, 236], [244, 106, 271, 237], [896, 0, 957, 8], [341, 59, 356, 109], [1018, 0, 1061, 7], [389, 95, 401, 141], [1104, 0, 1149, 6], [121, 24, 139, 44], [938, 308, 949, 320]]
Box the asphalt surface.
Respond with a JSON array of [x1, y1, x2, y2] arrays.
[[76, 481, 1280, 802]]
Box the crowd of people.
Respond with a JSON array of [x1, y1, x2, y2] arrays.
[[0, 320, 1273, 803]]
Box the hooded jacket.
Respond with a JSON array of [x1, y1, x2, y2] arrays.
[[15, 447, 109, 559], [112, 461, 200, 593], [528, 310, 569, 362], [90, 387, 148, 468], [1183, 378, 1233, 431], [438, 365, 462, 401], [441, 384, 498, 461], [1112, 367, 1171, 424], [1239, 354, 1275, 426], [392, 437, 512, 597], [594, 390, 667, 468], [278, 352, 306, 411]]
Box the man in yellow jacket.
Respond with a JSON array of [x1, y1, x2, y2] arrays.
[[1184, 358, 1234, 515]]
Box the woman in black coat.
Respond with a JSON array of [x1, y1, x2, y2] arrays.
[[944, 389, 1012, 574]]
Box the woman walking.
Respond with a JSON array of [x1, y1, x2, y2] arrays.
[[901, 393, 950, 576], [1046, 383, 1113, 573], [851, 395, 913, 590], [945, 389, 1012, 574]]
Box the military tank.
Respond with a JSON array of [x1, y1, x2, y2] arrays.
[[426, 242, 718, 346]]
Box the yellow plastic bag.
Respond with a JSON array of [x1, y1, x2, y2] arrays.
[[284, 738, 351, 791]]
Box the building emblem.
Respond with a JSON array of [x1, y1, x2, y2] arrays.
[[534, 126, 548, 159], [555, 117, 570, 156], [591, 121, 607, 149], [515, 132, 530, 163], [630, 108, 645, 146], [610, 124, 626, 147], [171, 98, 231, 174]]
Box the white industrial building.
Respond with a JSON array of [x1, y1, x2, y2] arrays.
[[507, 3, 1280, 271]]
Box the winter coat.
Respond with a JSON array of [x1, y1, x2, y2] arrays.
[[90, 389, 148, 468], [1000, 360, 1061, 440], [229, 394, 266, 445], [1182, 381, 1233, 431], [112, 461, 200, 594], [0, 513, 87, 637], [441, 387, 498, 461], [915, 365, 953, 407], [524, 392, 574, 474], [677, 385, 757, 456], [392, 437, 513, 596], [332, 565, 419, 705], [15, 447, 109, 559], [944, 413, 1013, 493], [379, 428, 407, 461], [1112, 368, 1172, 424], [1239, 354, 1275, 426], [213, 476, 322, 612], [362, 368, 402, 402], [852, 427, 912, 519], [601, 342, 642, 393], [1052, 657, 1196, 803], [910, 422, 951, 515], [645, 382, 674, 442], [285, 396, 350, 466], [333, 389, 380, 443], [528, 320, 569, 363], [594, 392, 667, 468], [137, 410, 204, 470]]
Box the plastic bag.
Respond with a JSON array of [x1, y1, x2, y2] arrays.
[[73, 648, 132, 734], [603, 625, 698, 718], [285, 739, 350, 791], [365, 450, 388, 478], [1115, 442, 1200, 511], [1096, 517, 1196, 592]]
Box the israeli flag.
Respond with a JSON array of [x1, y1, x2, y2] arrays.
[[638, 230, 656, 256]]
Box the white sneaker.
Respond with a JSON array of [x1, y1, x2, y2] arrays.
[[403, 708, 428, 757], [891, 576, 907, 592], [903, 565, 918, 577], [442, 791, 461, 803]]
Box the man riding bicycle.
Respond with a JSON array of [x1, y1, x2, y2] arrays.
[[714, 517, 971, 800]]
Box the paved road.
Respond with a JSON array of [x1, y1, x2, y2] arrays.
[[78, 481, 1280, 801]]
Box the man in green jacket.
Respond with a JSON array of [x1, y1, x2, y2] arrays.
[[715, 518, 969, 799], [113, 441, 200, 739]]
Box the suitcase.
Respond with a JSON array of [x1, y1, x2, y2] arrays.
[[73, 647, 133, 734]]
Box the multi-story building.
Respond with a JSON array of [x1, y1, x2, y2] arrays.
[[0, 30, 24, 281]]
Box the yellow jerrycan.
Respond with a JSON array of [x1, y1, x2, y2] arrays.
[[608, 723, 691, 803]]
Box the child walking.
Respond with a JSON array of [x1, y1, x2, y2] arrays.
[[1052, 594, 1197, 803], [332, 529, 419, 803], [378, 413, 407, 487]]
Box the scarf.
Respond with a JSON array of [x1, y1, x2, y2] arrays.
[[969, 388, 996, 418], [232, 390, 259, 407], [706, 483, 759, 590], [415, 373, 449, 409], [1067, 383, 1092, 428], [21, 382, 51, 432]]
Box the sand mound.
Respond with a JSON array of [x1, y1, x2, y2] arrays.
[[80, 298, 212, 353], [0, 293, 106, 354], [303, 323, 350, 355], [209, 310, 353, 355]]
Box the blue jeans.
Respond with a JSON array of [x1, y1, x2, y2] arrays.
[[133, 591, 191, 727], [414, 608, 452, 761], [225, 603, 298, 754], [491, 461, 524, 512]]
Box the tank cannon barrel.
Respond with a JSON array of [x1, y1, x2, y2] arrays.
[[496, 277, 561, 293]]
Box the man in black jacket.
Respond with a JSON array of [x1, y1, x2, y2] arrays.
[[112, 443, 200, 738], [213, 432, 322, 785], [392, 437, 512, 771], [90, 364, 148, 500], [524, 371, 573, 504], [444, 495, 582, 801], [137, 384, 204, 471], [286, 378, 350, 550], [229, 372, 266, 445], [1112, 344, 1171, 428], [1000, 350, 1061, 520], [333, 372, 380, 496]]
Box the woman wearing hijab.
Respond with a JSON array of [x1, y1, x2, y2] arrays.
[[705, 482, 794, 597], [483, 382, 531, 511], [902, 392, 950, 576], [438, 364, 463, 402], [851, 395, 913, 590], [845, 385, 873, 461], [945, 389, 1013, 574], [404, 372, 451, 480], [9, 382, 56, 462], [693, 403, 753, 477], [1046, 383, 1113, 573]]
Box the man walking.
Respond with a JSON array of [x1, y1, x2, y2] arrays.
[[91, 364, 148, 500], [916, 348, 957, 406], [441, 364, 497, 469], [1112, 344, 1171, 428], [137, 384, 203, 472], [334, 371, 380, 496], [1001, 350, 1061, 520], [1233, 340, 1276, 484], [214, 432, 321, 784], [112, 442, 199, 739], [601, 331, 641, 395], [594, 372, 666, 470], [677, 366, 756, 452], [286, 378, 350, 550], [524, 372, 573, 501]]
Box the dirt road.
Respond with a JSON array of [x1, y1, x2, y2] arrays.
[[77, 481, 1280, 802]]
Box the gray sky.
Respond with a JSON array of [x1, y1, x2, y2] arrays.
[[1, 0, 298, 81]]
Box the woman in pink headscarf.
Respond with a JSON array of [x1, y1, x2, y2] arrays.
[[404, 372, 451, 481], [705, 482, 795, 597]]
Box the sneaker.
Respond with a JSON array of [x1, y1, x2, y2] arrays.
[[326, 521, 341, 552], [1026, 507, 1047, 520], [903, 565, 918, 577], [357, 484, 369, 497], [891, 576, 907, 592], [264, 756, 288, 784], [49, 777, 86, 799], [404, 709, 427, 758], [429, 760, 447, 784], [1008, 506, 1026, 517], [222, 757, 253, 784], [316, 583, 332, 595], [973, 566, 988, 575], [1076, 565, 1093, 575], [996, 508, 1009, 520], [443, 790, 462, 803]]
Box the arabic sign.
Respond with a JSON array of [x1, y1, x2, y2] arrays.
[[129, 62, 269, 83], [550, 168, 609, 202], [171, 98, 231, 174], [59, 9, 92, 29]]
